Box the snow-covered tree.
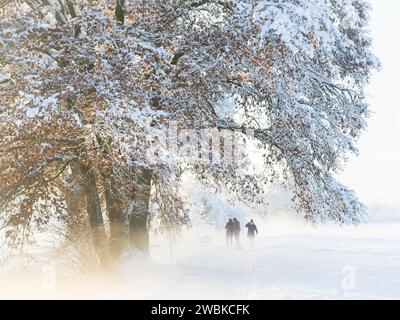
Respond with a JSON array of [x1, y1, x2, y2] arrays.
[[0, 0, 378, 264]]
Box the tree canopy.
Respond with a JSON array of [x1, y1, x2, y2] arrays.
[[0, 0, 378, 256]]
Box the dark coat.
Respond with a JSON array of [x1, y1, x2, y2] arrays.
[[245, 222, 258, 237], [233, 219, 240, 234], [225, 221, 234, 234]]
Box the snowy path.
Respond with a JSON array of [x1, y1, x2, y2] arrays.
[[115, 221, 400, 300], [2, 221, 399, 299]]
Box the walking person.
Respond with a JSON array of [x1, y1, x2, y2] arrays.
[[225, 218, 234, 247], [232, 218, 241, 249], [245, 219, 258, 248], [182, 212, 192, 230]]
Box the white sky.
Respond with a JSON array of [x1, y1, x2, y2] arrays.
[[340, 0, 400, 206]]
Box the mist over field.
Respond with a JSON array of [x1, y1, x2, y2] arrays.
[[1, 196, 399, 300]]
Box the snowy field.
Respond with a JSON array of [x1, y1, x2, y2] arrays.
[[128, 219, 400, 300], [1, 214, 399, 300]]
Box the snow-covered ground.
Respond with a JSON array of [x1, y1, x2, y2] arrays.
[[121, 218, 400, 300], [2, 214, 399, 300]]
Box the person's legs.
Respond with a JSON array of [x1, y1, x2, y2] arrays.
[[226, 233, 232, 247], [249, 235, 254, 248], [235, 232, 241, 249]]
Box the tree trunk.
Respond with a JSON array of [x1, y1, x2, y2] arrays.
[[129, 168, 152, 252], [79, 162, 110, 267], [65, 162, 87, 235], [104, 178, 128, 260], [115, 0, 125, 25]]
